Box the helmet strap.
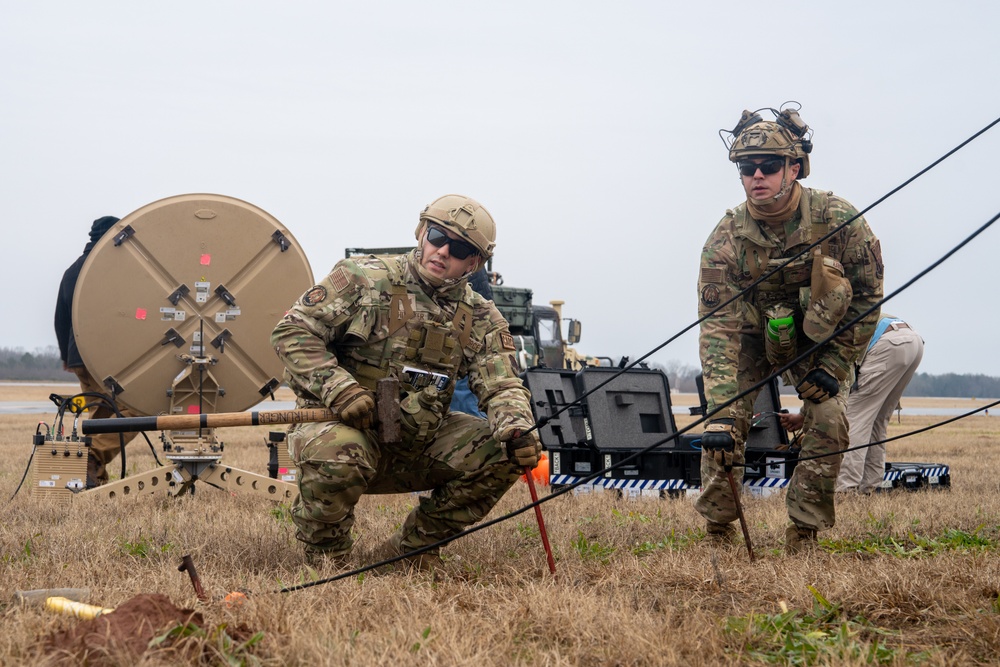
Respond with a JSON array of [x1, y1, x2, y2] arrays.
[[747, 181, 802, 226]]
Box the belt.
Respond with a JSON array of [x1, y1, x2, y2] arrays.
[[888, 322, 910, 331]]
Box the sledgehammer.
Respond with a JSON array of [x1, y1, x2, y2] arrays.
[[82, 378, 403, 444], [82, 407, 340, 435]]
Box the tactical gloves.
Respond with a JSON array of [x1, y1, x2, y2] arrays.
[[702, 418, 736, 469], [503, 429, 542, 469], [334, 384, 377, 430], [796, 368, 839, 404]]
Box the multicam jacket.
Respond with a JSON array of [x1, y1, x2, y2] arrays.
[[697, 187, 884, 416], [271, 250, 534, 439]]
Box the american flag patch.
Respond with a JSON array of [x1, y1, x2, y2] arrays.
[[330, 267, 350, 293], [701, 267, 724, 284], [500, 332, 516, 350]]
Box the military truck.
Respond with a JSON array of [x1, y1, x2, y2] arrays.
[[491, 281, 603, 371]]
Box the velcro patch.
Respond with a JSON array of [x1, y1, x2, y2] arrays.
[[701, 284, 721, 307], [701, 267, 724, 284], [330, 267, 351, 293], [500, 332, 516, 351], [301, 285, 327, 306]]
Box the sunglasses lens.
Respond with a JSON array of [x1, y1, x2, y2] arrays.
[[425, 226, 477, 259], [427, 227, 448, 247], [738, 159, 784, 176], [449, 241, 475, 259]]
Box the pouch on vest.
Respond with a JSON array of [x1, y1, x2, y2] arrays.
[[399, 386, 444, 450], [803, 249, 852, 342], [764, 304, 797, 366]]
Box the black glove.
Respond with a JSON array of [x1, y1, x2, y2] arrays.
[[702, 418, 736, 469], [503, 430, 542, 469], [333, 384, 377, 430], [796, 368, 839, 404]]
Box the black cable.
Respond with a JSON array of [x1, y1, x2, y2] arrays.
[[567, 206, 1000, 479], [521, 114, 1000, 439], [790, 397, 1000, 466], [280, 120, 1000, 593]]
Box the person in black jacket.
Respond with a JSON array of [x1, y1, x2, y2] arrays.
[[54, 216, 138, 486]]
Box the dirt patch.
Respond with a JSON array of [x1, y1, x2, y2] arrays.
[[44, 593, 203, 665]]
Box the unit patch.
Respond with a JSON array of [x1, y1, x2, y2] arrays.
[[302, 285, 328, 306], [701, 284, 721, 307], [871, 238, 884, 276], [499, 332, 516, 351]]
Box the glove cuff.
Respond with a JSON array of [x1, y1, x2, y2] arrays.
[[705, 420, 735, 434]]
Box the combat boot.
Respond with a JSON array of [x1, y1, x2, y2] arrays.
[[705, 521, 737, 544], [304, 547, 351, 570], [85, 452, 106, 489], [784, 524, 818, 555], [379, 533, 441, 572]]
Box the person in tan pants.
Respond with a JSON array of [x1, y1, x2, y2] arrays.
[[837, 316, 924, 494]]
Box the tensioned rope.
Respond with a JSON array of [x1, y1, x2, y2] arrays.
[[280, 115, 1000, 593]]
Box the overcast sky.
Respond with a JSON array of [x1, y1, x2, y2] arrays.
[[3, 1, 999, 379]]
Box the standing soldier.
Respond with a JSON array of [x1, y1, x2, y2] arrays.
[[695, 106, 884, 553], [271, 194, 541, 568]]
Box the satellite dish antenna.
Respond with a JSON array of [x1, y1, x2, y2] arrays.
[[73, 193, 311, 418], [57, 193, 313, 500]]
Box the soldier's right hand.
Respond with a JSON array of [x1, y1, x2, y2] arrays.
[[503, 430, 542, 469], [702, 419, 736, 469], [796, 368, 839, 404], [333, 384, 377, 430]]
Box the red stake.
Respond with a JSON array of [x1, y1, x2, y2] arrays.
[[524, 469, 557, 575], [178, 554, 209, 602], [725, 469, 756, 562]]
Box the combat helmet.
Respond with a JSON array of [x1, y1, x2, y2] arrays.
[[723, 104, 813, 179], [415, 194, 496, 260]]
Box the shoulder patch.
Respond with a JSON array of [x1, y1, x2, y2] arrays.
[[701, 267, 724, 284], [302, 285, 328, 306], [871, 238, 884, 276], [701, 284, 721, 307], [500, 332, 516, 351], [330, 267, 351, 293]]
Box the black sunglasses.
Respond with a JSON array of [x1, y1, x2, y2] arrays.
[[737, 158, 785, 177], [426, 226, 479, 260]]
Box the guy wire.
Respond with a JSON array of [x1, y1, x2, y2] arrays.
[[281, 117, 1000, 593], [283, 207, 1000, 594], [526, 114, 1000, 436]]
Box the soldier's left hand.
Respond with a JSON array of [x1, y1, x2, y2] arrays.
[[796, 368, 839, 403], [702, 419, 736, 469], [503, 430, 542, 469]]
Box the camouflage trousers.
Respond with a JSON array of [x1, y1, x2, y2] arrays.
[[695, 340, 851, 531], [72, 366, 140, 484], [286, 411, 521, 556]]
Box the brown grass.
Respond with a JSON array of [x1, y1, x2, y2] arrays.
[[1, 386, 999, 665]]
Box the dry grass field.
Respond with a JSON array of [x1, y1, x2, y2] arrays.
[[1, 384, 999, 666]]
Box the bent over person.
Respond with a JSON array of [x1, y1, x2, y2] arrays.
[[55, 216, 140, 487], [837, 315, 924, 494], [695, 106, 884, 553], [271, 194, 541, 568]]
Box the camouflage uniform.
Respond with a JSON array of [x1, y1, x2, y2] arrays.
[[271, 250, 534, 557], [695, 187, 883, 532]]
